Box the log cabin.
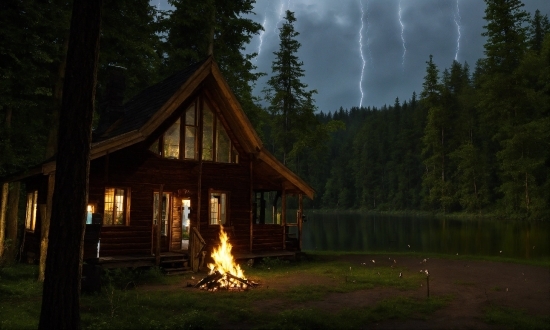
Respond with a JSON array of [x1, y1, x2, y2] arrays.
[[1, 57, 314, 272]]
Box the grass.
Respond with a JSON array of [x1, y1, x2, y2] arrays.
[[0, 253, 543, 329], [484, 305, 550, 330]]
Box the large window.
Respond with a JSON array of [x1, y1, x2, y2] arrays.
[[209, 191, 228, 225], [25, 190, 38, 231], [153, 192, 170, 236], [163, 119, 180, 159], [149, 97, 238, 163], [104, 188, 128, 225], [184, 103, 197, 159]]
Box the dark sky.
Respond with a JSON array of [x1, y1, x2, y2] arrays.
[[156, 0, 550, 113]]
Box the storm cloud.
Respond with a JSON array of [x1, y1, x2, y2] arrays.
[[244, 0, 550, 112]]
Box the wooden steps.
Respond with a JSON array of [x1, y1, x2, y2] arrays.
[[159, 252, 191, 275]]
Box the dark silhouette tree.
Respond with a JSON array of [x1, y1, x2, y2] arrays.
[[38, 0, 102, 328]]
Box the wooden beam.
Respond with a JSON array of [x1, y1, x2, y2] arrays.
[[298, 194, 303, 251], [281, 189, 286, 250], [155, 184, 163, 265], [39, 173, 55, 282], [256, 150, 315, 199], [249, 159, 253, 252]]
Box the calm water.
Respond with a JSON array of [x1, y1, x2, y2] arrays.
[[300, 213, 550, 260]]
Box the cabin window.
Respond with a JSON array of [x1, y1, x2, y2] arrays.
[[202, 102, 214, 161], [148, 97, 238, 164], [202, 101, 239, 163], [163, 118, 180, 159], [184, 103, 197, 159], [153, 192, 170, 236], [104, 188, 129, 225], [25, 190, 38, 231], [209, 191, 228, 225]]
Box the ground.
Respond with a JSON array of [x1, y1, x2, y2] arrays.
[[248, 254, 549, 329]]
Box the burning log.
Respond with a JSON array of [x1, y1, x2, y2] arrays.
[[194, 271, 223, 288], [195, 225, 259, 291]]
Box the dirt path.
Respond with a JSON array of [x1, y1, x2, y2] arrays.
[[253, 254, 550, 329]]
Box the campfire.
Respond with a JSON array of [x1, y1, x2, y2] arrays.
[[195, 225, 258, 291]]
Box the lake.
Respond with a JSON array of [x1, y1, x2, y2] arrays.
[[300, 212, 549, 260]]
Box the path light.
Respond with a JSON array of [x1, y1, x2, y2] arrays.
[[394, 259, 397, 264], [371, 260, 375, 263], [499, 250, 502, 254], [399, 272, 402, 278], [408, 245, 411, 248]]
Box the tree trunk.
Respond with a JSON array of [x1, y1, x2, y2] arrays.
[[0, 183, 8, 261], [38, 173, 55, 282], [4, 182, 20, 264], [38, 1, 102, 329], [44, 37, 69, 159]]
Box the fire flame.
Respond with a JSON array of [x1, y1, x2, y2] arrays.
[[207, 225, 247, 289]]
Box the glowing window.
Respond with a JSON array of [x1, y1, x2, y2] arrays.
[[209, 191, 228, 225], [104, 188, 128, 225]]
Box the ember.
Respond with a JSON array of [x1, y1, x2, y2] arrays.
[[195, 225, 258, 291]]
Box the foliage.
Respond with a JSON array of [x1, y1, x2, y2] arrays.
[[263, 10, 344, 173], [162, 0, 265, 130]]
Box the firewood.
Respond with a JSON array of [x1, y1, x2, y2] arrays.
[[194, 271, 222, 288]]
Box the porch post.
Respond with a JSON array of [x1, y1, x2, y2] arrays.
[[155, 184, 163, 265], [249, 159, 253, 251], [281, 189, 286, 250], [39, 173, 55, 281], [298, 193, 303, 251]]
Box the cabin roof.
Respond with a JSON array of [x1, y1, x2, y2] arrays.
[[4, 57, 314, 199]]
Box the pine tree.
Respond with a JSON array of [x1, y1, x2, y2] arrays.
[[528, 9, 550, 53], [163, 0, 264, 129], [420, 55, 451, 211], [264, 10, 318, 166]]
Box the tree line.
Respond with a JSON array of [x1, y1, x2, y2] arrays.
[[296, 3, 550, 220]]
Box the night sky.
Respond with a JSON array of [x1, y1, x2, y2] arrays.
[[157, 0, 550, 113]]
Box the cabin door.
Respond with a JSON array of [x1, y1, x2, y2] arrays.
[[181, 198, 191, 250]]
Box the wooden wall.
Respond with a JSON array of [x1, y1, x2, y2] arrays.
[[88, 141, 260, 257]]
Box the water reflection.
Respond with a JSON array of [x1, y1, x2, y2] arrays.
[[302, 213, 549, 260]]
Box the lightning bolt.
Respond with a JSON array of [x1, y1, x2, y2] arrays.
[[255, 13, 268, 63], [359, 0, 366, 108], [398, 0, 406, 70], [454, 0, 462, 61]]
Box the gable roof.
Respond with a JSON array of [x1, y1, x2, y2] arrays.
[[11, 57, 314, 199]]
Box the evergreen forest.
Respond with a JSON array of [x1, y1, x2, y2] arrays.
[[1, 0, 549, 220]]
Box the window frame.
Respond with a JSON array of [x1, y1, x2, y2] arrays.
[[25, 190, 38, 232], [103, 187, 130, 226], [209, 189, 230, 226], [147, 96, 238, 164]]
